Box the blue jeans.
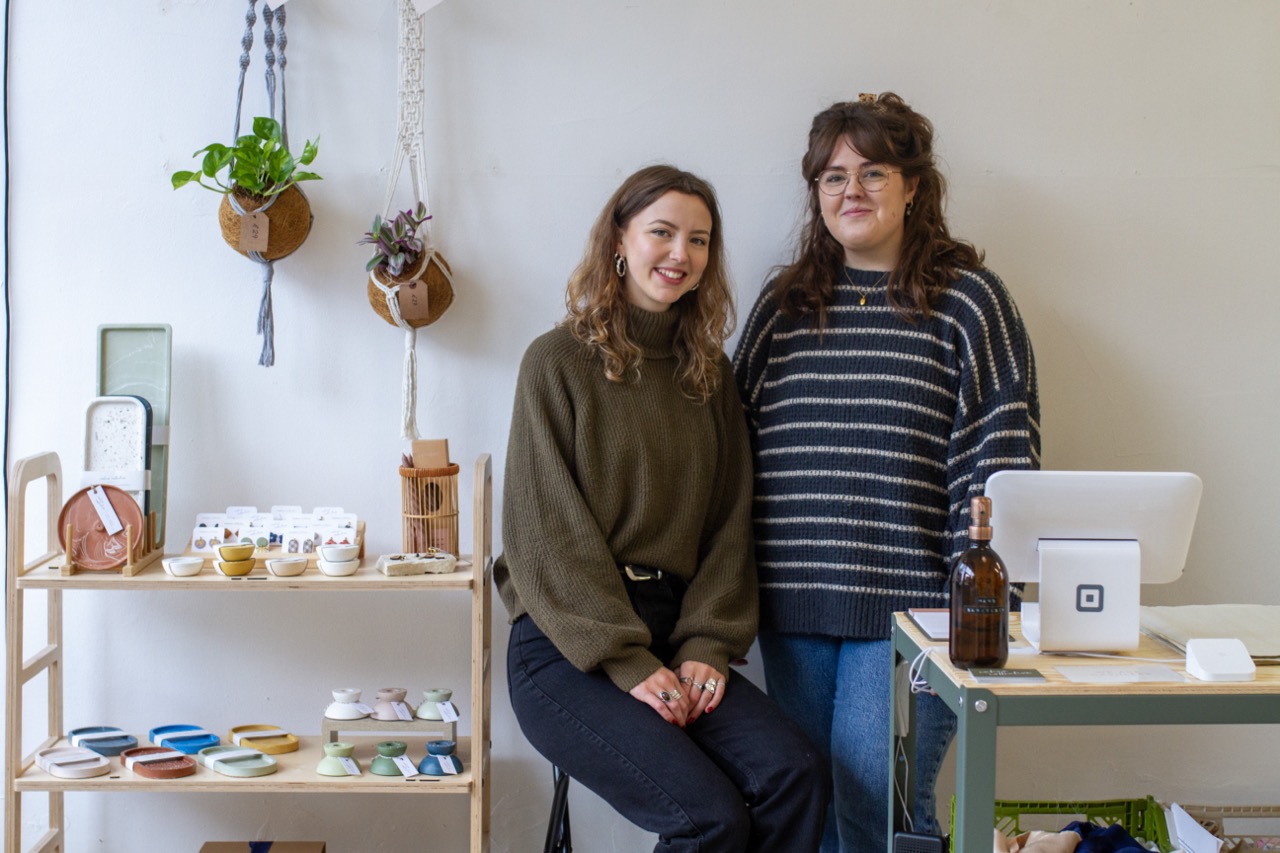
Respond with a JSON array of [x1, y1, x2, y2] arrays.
[[508, 616, 831, 852], [758, 633, 956, 853]]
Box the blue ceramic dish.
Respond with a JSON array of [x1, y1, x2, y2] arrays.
[[68, 726, 138, 756], [148, 724, 219, 754]]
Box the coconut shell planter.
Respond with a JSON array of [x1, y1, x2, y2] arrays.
[[219, 186, 314, 261], [367, 250, 454, 328]]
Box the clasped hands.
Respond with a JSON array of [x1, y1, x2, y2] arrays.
[[628, 661, 725, 727]]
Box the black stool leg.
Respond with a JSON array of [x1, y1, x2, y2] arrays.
[[543, 764, 573, 853]]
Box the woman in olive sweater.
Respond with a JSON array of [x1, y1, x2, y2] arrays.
[[496, 165, 828, 852]]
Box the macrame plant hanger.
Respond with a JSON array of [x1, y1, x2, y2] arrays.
[[369, 0, 456, 439], [227, 0, 290, 367]]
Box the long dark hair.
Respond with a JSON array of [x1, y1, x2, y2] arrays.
[[564, 165, 734, 403], [774, 92, 983, 325]]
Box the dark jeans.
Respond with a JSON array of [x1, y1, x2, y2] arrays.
[[508, 615, 831, 852]]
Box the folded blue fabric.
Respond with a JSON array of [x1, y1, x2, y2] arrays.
[[1065, 821, 1150, 853]]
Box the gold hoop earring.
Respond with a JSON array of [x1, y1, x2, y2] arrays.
[[614, 254, 627, 278]]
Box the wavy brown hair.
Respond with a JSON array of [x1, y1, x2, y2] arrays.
[[774, 92, 984, 326], [565, 165, 734, 404]]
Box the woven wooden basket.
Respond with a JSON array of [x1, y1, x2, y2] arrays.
[[218, 185, 314, 260], [367, 251, 454, 329], [400, 463, 459, 554]]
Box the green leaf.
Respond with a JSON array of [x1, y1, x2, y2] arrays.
[[299, 138, 319, 166], [171, 171, 197, 189], [366, 256, 382, 272], [253, 116, 282, 142], [292, 171, 322, 183]]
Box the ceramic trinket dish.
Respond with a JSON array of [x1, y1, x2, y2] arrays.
[[370, 740, 409, 776], [318, 542, 359, 562], [416, 739, 462, 776], [120, 746, 197, 779], [416, 687, 453, 720], [67, 726, 137, 756], [216, 558, 255, 577], [316, 741, 360, 776], [162, 556, 203, 577], [149, 724, 219, 754], [317, 557, 359, 577], [199, 745, 278, 777], [324, 688, 370, 720], [376, 550, 458, 576], [265, 556, 307, 577], [35, 746, 112, 779], [218, 542, 257, 562], [228, 724, 299, 755], [370, 687, 414, 721]]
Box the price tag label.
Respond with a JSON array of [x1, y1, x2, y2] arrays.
[[393, 701, 414, 721], [437, 701, 459, 723], [338, 757, 362, 776], [436, 754, 459, 775], [239, 211, 270, 253], [393, 755, 419, 777], [87, 485, 124, 535]]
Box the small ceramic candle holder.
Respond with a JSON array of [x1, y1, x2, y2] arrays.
[[415, 688, 453, 720], [371, 687, 411, 721], [370, 740, 407, 776], [324, 688, 369, 720], [317, 557, 359, 577], [316, 741, 358, 776], [416, 739, 461, 776], [266, 557, 307, 577], [162, 557, 203, 577]]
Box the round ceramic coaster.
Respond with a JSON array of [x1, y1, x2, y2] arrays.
[[67, 726, 138, 757], [119, 746, 196, 780], [228, 724, 299, 755], [198, 746, 278, 778], [35, 747, 111, 779], [148, 725, 219, 754]]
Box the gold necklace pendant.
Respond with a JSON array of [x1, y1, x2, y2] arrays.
[[858, 293, 867, 306], [843, 268, 888, 306]]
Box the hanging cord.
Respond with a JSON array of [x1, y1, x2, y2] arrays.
[[229, 0, 289, 366], [3, 0, 13, 551]]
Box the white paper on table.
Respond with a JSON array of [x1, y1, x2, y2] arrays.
[[1169, 803, 1223, 853], [1054, 664, 1185, 683]]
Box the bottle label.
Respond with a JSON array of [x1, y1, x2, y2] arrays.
[[963, 596, 1004, 616]]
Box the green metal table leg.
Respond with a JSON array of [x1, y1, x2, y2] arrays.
[[953, 690, 998, 853]]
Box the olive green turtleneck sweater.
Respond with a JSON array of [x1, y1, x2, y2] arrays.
[[495, 305, 758, 692]]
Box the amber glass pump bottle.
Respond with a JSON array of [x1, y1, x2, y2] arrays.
[[948, 495, 1009, 669]]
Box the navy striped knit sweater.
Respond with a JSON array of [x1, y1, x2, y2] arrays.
[[732, 266, 1041, 640]]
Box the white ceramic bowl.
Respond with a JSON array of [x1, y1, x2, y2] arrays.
[[265, 557, 307, 577], [162, 556, 204, 577], [318, 543, 359, 562], [317, 557, 359, 577]]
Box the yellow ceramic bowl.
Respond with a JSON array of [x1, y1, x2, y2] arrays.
[[216, 558, 255, 577], [218, 542, 256, 561]]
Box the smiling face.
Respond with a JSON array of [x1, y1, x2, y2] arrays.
[[819, 137, 918, 270], [615, 190, 712, 313]]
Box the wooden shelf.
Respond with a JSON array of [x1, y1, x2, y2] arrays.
[[15, 736, 477, 794]]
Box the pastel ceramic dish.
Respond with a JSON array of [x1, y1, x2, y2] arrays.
[[218, 542, 256, 561], [120, 746, 197, 779], [67, 726, 137, 756], [228, 724, 299, 755], [162, 556, 203, 577], [149, 724, 219, 754], [316, 741, 358, 776], [324, 688, 369, 720], [35, 746, 111, 779], [199, 745, 278, 777], [318, 543, 359, 562], [317, 557, 359, 577], [216, 558, 255, 577], [265, 556, 307, 577], [370, 740, 408, 776], [416, 739, 461, 776], [416, 688, 453, 720]]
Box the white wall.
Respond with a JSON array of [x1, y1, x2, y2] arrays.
[[4, 0, 1279, 849]]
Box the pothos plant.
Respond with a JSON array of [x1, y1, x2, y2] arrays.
[[171, 116, 320, 198], [359, 202, 433, 277]]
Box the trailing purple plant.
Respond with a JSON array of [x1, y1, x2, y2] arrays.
[[359, 202, 433, 277]]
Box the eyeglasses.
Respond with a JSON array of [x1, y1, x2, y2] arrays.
[[814, 166, 901, 195]]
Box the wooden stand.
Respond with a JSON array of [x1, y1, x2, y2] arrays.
[[59, 514, 164, 578], [320, 716, 458, 745]]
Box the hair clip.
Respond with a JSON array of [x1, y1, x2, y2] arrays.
[[858, 92, 878, 105]]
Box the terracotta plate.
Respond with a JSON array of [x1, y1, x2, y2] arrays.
[[58, 484, 145, 571], [120, 746, 196, 779]]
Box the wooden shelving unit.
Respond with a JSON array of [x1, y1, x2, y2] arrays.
[[4, 451, 494, 853]]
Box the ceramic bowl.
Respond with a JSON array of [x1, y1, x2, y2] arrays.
[[317, 557, 359, 577], [218, 542, 256, 561], [318, 543, 359, 562], [216, 558, 255, 577], [416, 687, 453, 720], [265, 557, 307, 577], [162, 557, 203, 578]]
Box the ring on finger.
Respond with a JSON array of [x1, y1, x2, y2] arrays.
[[678, 677, 693, 686], [692, 680, 704, 691]]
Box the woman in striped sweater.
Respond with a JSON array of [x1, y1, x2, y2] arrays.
[[733, 92, 1041, 852]]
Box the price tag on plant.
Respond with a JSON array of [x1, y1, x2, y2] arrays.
[[437, 701, 459, 723], [437, 754, 459, 775], [338, 757, 361, 776], [239, 211, 270, 253], [393, 755, 419, 776]]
